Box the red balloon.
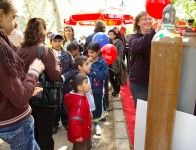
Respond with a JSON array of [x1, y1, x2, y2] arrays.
[[101, 44, 118, 65], [145, 0, 172, 19]]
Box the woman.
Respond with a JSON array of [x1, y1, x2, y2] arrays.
[[108, 29, 124, 97], [63, 25, 78, 50], [17, 18, 61, 150], [0, 1, 45, 149], [128, 11, 162, 108], [83, 20, 107, 55]]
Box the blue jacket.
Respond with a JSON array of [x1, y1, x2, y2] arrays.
[[83, 33, 95, 55], [88, 57, 108, 93], [59, 50, 78, 94]]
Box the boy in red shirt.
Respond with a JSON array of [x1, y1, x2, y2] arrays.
[[65, 74, 92, 150]]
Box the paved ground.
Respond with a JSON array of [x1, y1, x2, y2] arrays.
[[0, 93, 130, 150]]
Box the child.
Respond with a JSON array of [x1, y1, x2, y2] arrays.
[[67, 42, 81, 59], [65, 74, 92, 150], [87, 42, 108, 135], [74, 56, 95, 112], [50, 33, 78, 134]]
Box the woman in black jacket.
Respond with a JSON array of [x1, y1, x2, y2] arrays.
[[129, 11, 162, 108]]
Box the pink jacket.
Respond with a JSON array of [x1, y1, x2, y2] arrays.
[[65, 93, 91, 143]]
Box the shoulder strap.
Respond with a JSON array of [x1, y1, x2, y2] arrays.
[[38, 45, 45, 59], [37, 45, 45, 83]]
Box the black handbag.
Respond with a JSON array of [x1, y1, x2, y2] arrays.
[[30, 45, 63, 107]]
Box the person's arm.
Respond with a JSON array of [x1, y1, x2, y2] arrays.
[[129, 30, 156, 54], [61, 70, 78, 83], [89, 59, 108, 81], [0, 60, 43, 108], [116, 40, 124, 59], [41, 47, 61, 81], [61, 52, 78, 83]]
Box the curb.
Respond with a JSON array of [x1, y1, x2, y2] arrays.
[[113, 95, 131, 150]]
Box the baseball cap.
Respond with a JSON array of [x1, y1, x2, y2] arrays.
[[50, 33, 63, 41]]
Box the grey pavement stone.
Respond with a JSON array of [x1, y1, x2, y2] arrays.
[[115, 122, 128, 139], [116, 139, 130, 150], [112, 94, 131, 149], [113, 101, 123, 109], [114, 109, 125, 122]]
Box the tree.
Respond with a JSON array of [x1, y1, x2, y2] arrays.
[[50, 0, 61, 31], [21, 0, 54, 31], [173, 0, 196, 20], [19, 0, 65, 32]]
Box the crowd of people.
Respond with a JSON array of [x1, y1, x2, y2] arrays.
[[0, 0, 162, 150]]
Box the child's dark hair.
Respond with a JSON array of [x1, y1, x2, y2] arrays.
[[87, 42, 100, 52], [71, 74, 87, 93], [108, 29, 118, 40], [74, 56, 88, 70], [67, 42, 79, 52]]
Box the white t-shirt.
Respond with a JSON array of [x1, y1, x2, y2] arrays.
[[86, 76, 96, 111], [69, 76, 95, 111]]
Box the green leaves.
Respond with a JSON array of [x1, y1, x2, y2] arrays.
[[173, 0, 196, 20]]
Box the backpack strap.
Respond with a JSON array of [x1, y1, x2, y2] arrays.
[[37, 45, 46, 83], [38, 45, 45, 59]]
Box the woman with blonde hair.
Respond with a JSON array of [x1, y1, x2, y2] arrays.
[[128, 11, 162, 108]]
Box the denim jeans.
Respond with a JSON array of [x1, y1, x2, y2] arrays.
[[93, 93, 103, 119], [0, 115, 40, 150], [103, 77, 109, 111], [130, 82, 148, 108]]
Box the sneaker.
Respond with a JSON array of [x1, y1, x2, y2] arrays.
[[100, 111, 108, 121], [112, 91, 118, 97], [101, 111, 108, 118], [52, 127, 58, 134], [100, 117, 106, 121], [92, 142, 96, 148], [93, 111, 108, 122], [95, 125, 102, 136], [62, 124, 68, 130]]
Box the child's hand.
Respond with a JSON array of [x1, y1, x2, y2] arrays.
[[76, 137, 83, 142], [87, 57, 93, 63], [90, 112, 93, 119], [91, 112, 94, 123]]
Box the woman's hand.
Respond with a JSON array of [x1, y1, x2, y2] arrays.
[[155, 19, 162, 33]]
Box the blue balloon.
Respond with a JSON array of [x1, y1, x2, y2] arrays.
[[92, 32, 109, 48]]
